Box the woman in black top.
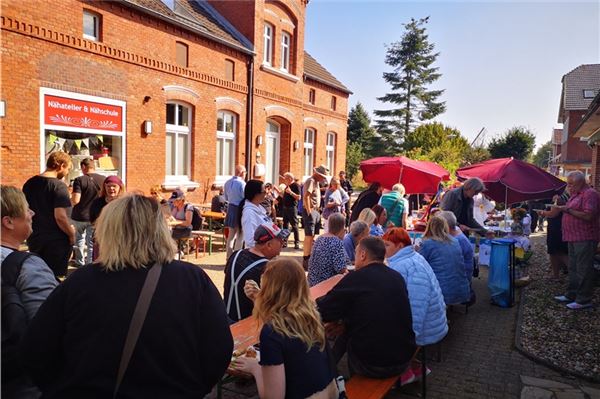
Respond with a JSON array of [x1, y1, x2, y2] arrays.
[[233, 258, 337, 399], [350, 182, 383, 223], [20, 195, 233, 398]]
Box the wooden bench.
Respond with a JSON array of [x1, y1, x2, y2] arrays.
[[345, 375, 399, 399], [191, 230, 216, 256]]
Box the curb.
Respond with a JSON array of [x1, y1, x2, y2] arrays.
[[514, 284, 600, 384]]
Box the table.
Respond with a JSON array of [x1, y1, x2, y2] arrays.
[[201, 211, 225, 230]]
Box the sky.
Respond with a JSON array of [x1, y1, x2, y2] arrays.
[[305, 0, 600, 148]]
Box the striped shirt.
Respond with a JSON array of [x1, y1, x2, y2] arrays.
[[562, 186, 600, 242]]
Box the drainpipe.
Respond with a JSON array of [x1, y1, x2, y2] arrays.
[[245, 57, 254, 180]]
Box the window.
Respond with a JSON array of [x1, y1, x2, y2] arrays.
[[83, 10, 101, 41], [216, 111, 236, 178], [166, 102, 191, 178], [225, 59, 235, 81], [583, 89, 595, 99], [303, 128, 315, 178], [176, 42, 188, 68], [263, 23, 273, 65], [330, 96, 337, 111], [281, 32, 291, 72], [309, 89, 316, 105], [326, 132, 336, 173]]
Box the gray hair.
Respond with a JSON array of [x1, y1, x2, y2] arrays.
[[349, 220, 369, 238], [327, 213, 346, 235], [437, 210, 458, 230], [392, 183, 406, 195], [567, 170, 586, 183], [463, 177, 485, 193]]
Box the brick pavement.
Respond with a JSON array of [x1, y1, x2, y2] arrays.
[[188, 234, 599, 399]]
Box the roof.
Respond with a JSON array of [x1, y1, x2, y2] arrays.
[[304, 52, 352, 94], [558, 64, 600, 122], [119, 0, 254, 54]]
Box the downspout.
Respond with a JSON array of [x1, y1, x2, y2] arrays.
[[245, 57, 254, 179]]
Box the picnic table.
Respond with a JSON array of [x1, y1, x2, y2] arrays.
[[201, 211, 225, 230]]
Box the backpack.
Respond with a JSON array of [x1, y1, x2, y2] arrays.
[[189, 205, 203, 230], [1, 250, 33, 382]]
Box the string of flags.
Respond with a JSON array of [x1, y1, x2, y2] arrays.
[[46, 132, 104, 154]]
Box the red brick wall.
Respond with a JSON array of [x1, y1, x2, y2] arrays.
[[1, 0, 349, 203], [563, 110, 592, 163]]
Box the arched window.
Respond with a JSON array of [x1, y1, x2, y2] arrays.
[[326, 132, 336, 174], [216, 111, 236, 179], [166, 102, 191, 179], [263, 23, 273, 65], [304, 128, 315, 178]]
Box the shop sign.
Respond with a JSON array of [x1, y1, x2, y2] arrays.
[[44, 94, 123, 132]]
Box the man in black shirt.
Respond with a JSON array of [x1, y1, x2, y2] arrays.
[[339, 171, 353, 226], [282, 172, 301, 249], [223, 223, 289, 322], [70, 158, 105, 266], [317, 236, 416, 378], [440, 177, 488, 235], [23, 151, 75, 277]]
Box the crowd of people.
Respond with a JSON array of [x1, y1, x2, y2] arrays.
[[2, 151, 599, 398]]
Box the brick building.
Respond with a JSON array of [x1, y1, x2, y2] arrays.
[[553, 64, 600, 177], [0, 0, 351, 203]]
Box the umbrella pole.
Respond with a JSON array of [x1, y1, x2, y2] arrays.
[[504, 187, 508, 226]]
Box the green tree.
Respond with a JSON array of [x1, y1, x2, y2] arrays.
[[374, 16, 446, 153], [532, 140, 552, 168], [345, 142, 365, 179], [462, 146, 491, 166], [488, 127, 536, 160], [347, 103, 379, 158]]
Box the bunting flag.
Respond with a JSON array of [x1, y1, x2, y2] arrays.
[[97, 135, 103, 143], [57, 138, 66, 149], [48, 133, 58, 145], [74, 139, 82, 150], [82, 138, 89, 149]]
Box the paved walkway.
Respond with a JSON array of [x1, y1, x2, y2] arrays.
[[186, 233, 600, 398]]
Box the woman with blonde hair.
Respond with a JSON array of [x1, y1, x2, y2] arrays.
[[357, 207, 376, 226], [233, 258, 338, 399], [419, 215, 470, 304], [20, 194, 233, 398]]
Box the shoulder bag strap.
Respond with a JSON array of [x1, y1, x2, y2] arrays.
[[113, 262, 162, 398]]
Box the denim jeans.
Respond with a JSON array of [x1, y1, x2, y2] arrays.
[[72, 220, 94, 266]]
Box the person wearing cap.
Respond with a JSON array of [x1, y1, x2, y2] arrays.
[[302, 165, 329, 270], [223, 223, 288, 322], [88, 175, 125, 261], [22, 151, 75, 277], [168, 189, 193, 240]]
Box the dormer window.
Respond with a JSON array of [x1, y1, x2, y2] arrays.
[[281, 32, 291, 72], [263, 23, 273, 65], [583, 89, 595, 99]]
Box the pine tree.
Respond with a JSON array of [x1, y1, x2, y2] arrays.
[[347, 103, 379, 158], [375, 17, 445, 152]]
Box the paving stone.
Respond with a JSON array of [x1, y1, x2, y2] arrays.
[[521, 376, 574, 389], [581, 386, 600, 399], [521, 386, 555, 399], [554, 391, 586, 399]]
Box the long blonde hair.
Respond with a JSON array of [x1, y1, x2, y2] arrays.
[[423, 215, 452, 242], [95, 194, 175, 271], [357, 208, 376, 226], [253, 259, 326, 351]]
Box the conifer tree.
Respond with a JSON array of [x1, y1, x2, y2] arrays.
[[375, 17, 445, 153]]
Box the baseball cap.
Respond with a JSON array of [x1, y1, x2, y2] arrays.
[[170, 189, 185, 200], [254, 223, 290, 245]]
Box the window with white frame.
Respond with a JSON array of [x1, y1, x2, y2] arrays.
[[281, 32, 291, 72], [83, 10, 101, 41], [166, 102, 191, 179], [583, 89, 595, 99], [216, 111, 236, 178], [303, 128, 315, 178], [263, 23, 273, 65], [326, 132, 336, 173]]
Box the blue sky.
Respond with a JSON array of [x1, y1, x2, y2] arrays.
[[305, 1, 600, 148]]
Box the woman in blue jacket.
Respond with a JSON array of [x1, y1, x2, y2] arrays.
[[383, 228, 448, 346], [418, 215, 470, 305]]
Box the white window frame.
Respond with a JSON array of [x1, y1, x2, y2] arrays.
[[583, 89, 595, 99], [39, 87, 126, 182], [83, 10, 100, 41], [326, 132, 336, 174], [263, 23, 273, 65], [165, 102, 192, 183], [303, 128, 315, 180], [281, 31, 291, 72], [265, 120, 280, 185], [216, 110, 237, 184]]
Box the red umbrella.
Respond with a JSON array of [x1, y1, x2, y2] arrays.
[[360, 156, 450, 194], [456, 157, 566, 204]]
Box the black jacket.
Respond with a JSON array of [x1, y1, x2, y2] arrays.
[[20, 261, 232, 399]]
